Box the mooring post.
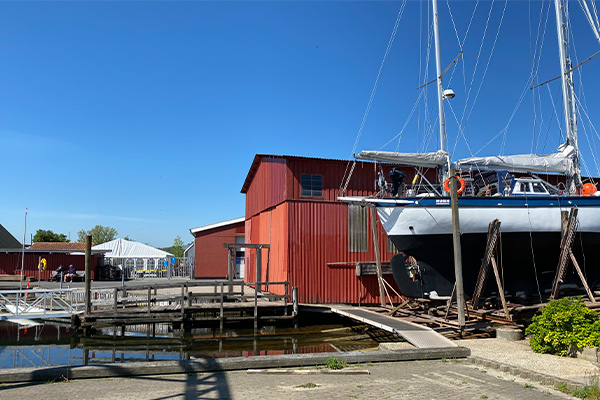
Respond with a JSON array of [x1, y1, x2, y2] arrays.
[[256, 246, 262, 293], [292, 286, 298, 317], [85, 235, 92, 315]]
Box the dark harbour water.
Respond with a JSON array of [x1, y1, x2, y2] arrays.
[[0, 313, 399, 370]]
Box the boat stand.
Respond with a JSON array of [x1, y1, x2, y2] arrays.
[[550, 208, 596, 302], [469, 219, 511, 320]]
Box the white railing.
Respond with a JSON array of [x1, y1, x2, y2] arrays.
[[0, 289, 84, 319]]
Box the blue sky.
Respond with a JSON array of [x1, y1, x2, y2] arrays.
[[2, 0, 600, 248]]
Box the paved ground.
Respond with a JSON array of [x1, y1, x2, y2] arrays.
[[0, 360, 572, 400], [459, 338, 600, 384]]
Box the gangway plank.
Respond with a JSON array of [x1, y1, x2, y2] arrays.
[[328, 306, 456, 349]]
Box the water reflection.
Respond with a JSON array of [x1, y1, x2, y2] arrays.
[[0, 314, 386, 370]]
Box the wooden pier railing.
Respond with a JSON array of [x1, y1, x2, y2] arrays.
[[76, 280, 297, 331]]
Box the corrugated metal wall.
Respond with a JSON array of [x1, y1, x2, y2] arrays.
[[245, 156, 287, 218], [0, 253, 101, 280], [286, 201, 400, 304], [246, 201, 401, 304]]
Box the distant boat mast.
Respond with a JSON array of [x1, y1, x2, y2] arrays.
[[20, 208, 27, 291]]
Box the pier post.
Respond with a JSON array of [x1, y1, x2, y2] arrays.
[[227, 247, 234, 294], [292, 286, 298, 317], [113, 288, 118, 314], [85, 235, 92, 314]]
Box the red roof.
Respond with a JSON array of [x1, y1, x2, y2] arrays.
[[29, 242, 88, 251]]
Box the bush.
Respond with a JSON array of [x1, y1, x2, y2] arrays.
[[325, 357, 347, 370], [525, 297, 600, 356]]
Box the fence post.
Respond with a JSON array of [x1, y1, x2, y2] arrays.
[[147, 287, 151, 314], [220, 282, 224, 332]]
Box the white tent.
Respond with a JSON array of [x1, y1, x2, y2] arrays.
[[93, 238, 174, 278]]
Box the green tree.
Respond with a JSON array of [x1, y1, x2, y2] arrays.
[[33, 229, 69, 242], [171, 235, 185, 257], [78, 225, 118, 245]]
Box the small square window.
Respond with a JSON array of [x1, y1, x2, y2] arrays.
[[301, 174, 323, 197]]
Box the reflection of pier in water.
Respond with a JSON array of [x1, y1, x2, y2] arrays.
[[0, 319, 354, 369]]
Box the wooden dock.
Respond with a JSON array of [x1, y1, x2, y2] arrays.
[[73, 280, 297, 331]]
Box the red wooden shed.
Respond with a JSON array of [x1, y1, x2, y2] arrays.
[[190, 218, 245, 279], [241, 154, 425, 304]]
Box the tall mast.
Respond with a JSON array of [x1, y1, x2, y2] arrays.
[[554, 0, 581, 189], [432, 0, 448, 158]]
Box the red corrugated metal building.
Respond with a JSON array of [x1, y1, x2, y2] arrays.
[[0, 250, 102, 280], [241, 154, 434, 304], [190, 218, 245, 279]]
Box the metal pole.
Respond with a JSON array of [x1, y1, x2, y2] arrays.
[[432, 0, 447, 154], [554, 0, 581, 189], [449, 172, 465, 328], [85, 235, 92, 314]]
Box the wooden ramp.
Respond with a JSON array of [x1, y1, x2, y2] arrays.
[[329, 306, 456, 349]]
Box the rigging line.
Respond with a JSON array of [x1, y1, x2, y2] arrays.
[[578, 0, 600, 44], [379, 90, 424, 151], [530, 49, 600, 90], [461, 0, 509, 132], [592, 0, 600, 34], [530, 0, 552, 153], [524, 195, 543, 304], [574, 91, 600, 176], [350, 0, 408, 157], [538, 84, 561, 155], [460, 0, 480, 49], [446, 101, 477, 162], [445, 0, 463, 53], [416, 52, 463, 90], [458, 0, 496, 127]]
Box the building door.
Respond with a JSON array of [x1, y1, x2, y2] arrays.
[[235, 236, 245, 279]]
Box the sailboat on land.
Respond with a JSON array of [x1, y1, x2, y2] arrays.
[[340, 0, 600, 300]]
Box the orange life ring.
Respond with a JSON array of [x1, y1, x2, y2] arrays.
[[582, 182, 597, 196], [444, 176, 466, 195]]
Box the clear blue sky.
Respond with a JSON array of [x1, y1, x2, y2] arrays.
[[2, 1, 600, 248]]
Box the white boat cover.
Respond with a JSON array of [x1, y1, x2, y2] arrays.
[[456, 145, 575, 174], [355, 150, 449, 167], [92, 238, 174, 258]]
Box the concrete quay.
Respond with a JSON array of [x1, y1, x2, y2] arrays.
[[0, 358, 573, 400]]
